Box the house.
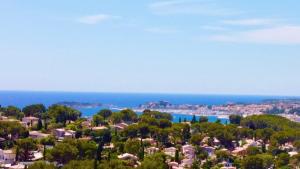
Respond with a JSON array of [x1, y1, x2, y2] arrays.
[[0, 116, 8, 121], [54, 129, 65, 139], [54, 129, 75, 139], [181, 158, 194, 168], [103, 143, 114, 149], [213, 138, 221, 146], [22, 116, 39, 127], [142, 138, 156, 145], [31, 151, 43, 161], [81, 120, 92, 128], [280, 142, 294, 151], [202, 146, 215, 156], [243, 139, 261, 148], [288, 151, 298, 157], [232, 147, 247, 157], [2, 163, 25, 169], [146, 147, 159, 154], [164, 147, 177, 157], [0, 149, 16, 164], [112, 123, 128, 131], [181, 145, 195, 168], [220, 161, 235, 168], [29, 131, 49, 139], [182, 145, 195, 159], [118, 153, 138, 161], [64, 130, 76, 138], [91, 126, 108, 131], [168, 161, 179, 169]]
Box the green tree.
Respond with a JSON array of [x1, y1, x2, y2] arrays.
[[28, 161, 56, 169], [293, 140, 300, 151], [159, 119, 172, 129], [191, 115, 197, 123], [0, 121, 28, 140], [97, 109, 112, 120], [124, 139, 140, 155], [290, 154, 300, 167], [22, 104, 46, 117], [91, 129, 112, 144], [16, 138, 37, 161], [77, 140, 97, 160], [190, 134, 203, 146], [199, 116, 208, 123], [110, 113, 123, 124], [229, 115, 242, 125], [123, 124, 138, 138], [191, 161, 200, 169], [63, 159, 131, 169], [63, 160, 93, 169], [142, 110, 172, 121], [215, 150, 231, 162], [276, 153, 290, 168], [257, 154, 274, 169], [175, 149, 180, 163], [138, 123, 150, 138], [182, 124, 191, 143], [157, 129, 170, 146], [120, 109, 138, 123], [246, 146, 260, 156], [92, 114, 104, 127], [48, 105, 81, 126], [37, 118, 43, 130], [138, 139, 145, 160], [48, 142, 79, 164], [195, 146, 208, 160], [40, 136, 55, 160], [255, 128, 274, 143], [242, 156, 264, 169], [2, 106, 24, 119], [138, 153, 168, 169]]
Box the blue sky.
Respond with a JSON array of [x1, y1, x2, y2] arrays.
[[1, 0, 300, 96]]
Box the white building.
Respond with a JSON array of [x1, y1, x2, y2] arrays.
[[164, 147, 177, 157], [54, 129, 75, 139], [0, 149, 16, 164], [29, 131, 49, 139], [22, 116, 39, 127], [118, 153, 138, 161]]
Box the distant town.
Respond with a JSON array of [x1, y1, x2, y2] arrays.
[[137, 99, 300, 122]]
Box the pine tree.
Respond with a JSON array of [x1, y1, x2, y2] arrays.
[[175, 149, 180, 163], [191, 115, 197, 123], [138, 138, 145, 160], [37, 118, 43, 130]]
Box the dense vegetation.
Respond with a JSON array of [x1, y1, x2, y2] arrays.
[[1, 104, 300, 169]]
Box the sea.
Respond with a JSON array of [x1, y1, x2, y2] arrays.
[[0, 91, 297, 123]]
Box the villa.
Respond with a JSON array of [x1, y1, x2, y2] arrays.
[[21, 116, 39, 127]]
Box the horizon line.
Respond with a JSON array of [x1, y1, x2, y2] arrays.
[[0, 89, 299, 98]]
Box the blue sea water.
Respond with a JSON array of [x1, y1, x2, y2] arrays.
[[0, 91, 297, 123]]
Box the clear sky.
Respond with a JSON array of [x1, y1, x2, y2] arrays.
[[1, 0, 300, 96]]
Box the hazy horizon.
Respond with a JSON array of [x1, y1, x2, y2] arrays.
[[1, 90, 300, 98]]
